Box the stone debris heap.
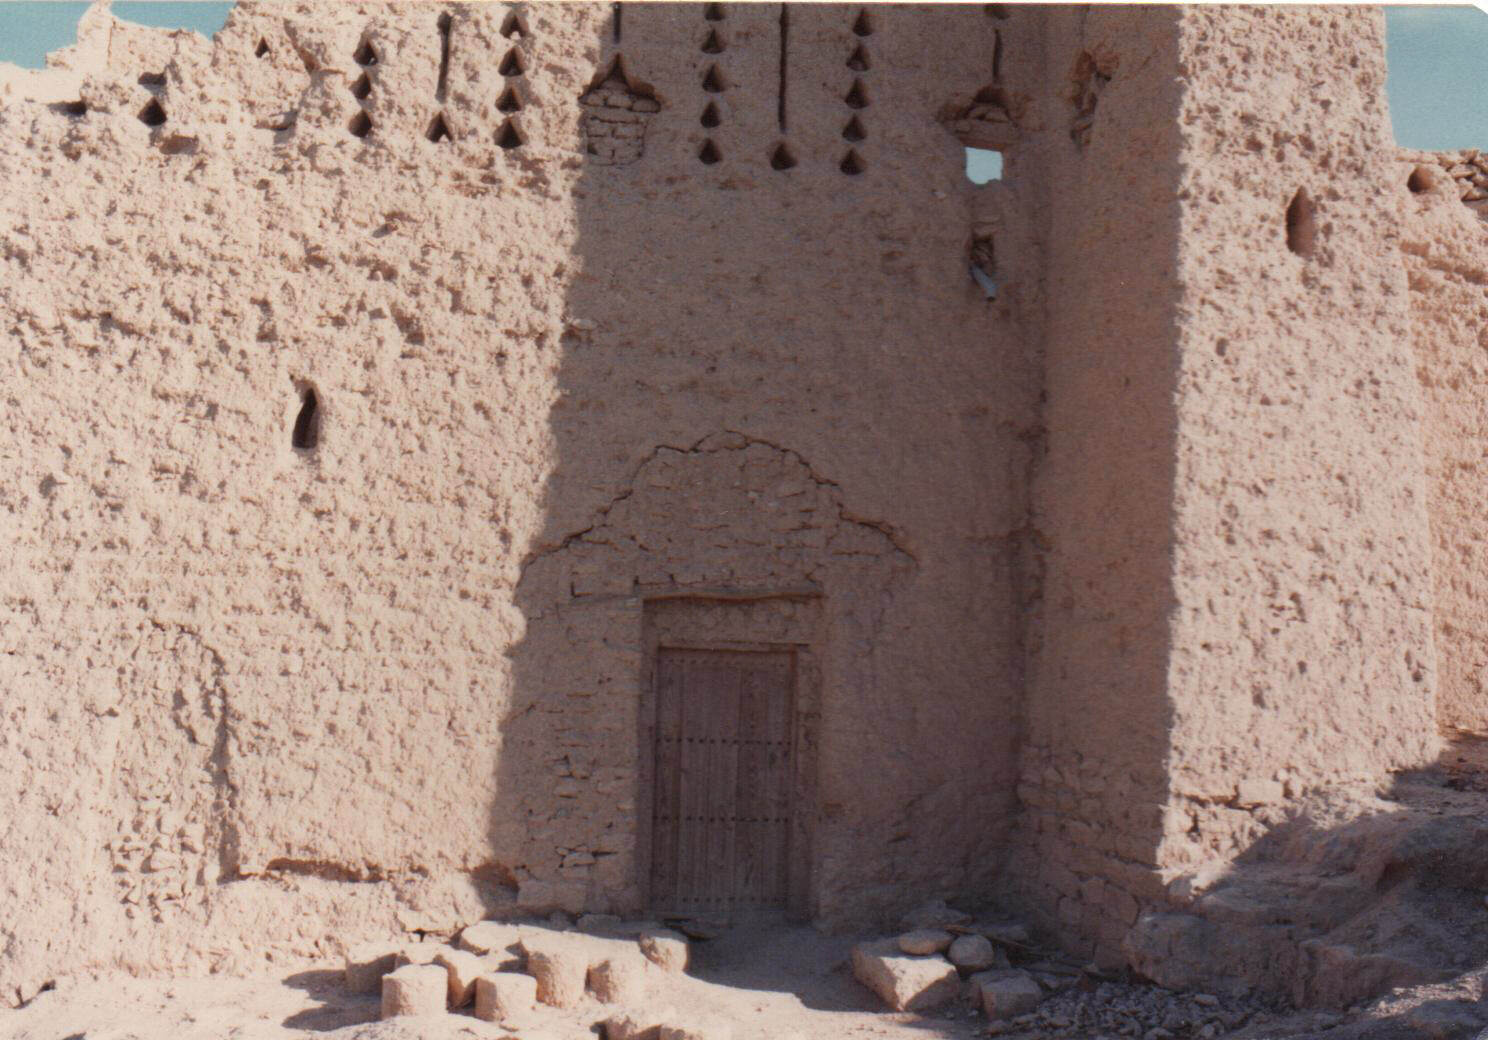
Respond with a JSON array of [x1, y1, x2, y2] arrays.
[[851, 901, 1270, 1039], [351, 913, 719, 1039]]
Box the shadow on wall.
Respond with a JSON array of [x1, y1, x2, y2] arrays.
[[492, 0, 1030, 936], [1126, 737, 1488, 1023]]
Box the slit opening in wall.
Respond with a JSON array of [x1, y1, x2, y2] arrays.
[[970, 236, 997, 300], [292, 386, 320, 452], [699, 139, 721, 165], [846, 44, 870, 72], [496, 118, 525, 150], [497, 85, 523, 113], [138, 70, 166, 88], [1285, 187, 1316, 257], [426, 112, 453, 143], [138, 98, 167, 127], [500, 10, 526, 39], [840, 149, 865, 176], [349, 111, 373, 138], [842, 116, 865, 142], [353, 39, 378, 66], [966, 147, 1003, 184], [702, 29, 725, 54], [54, 99, 87, 117], [704, 2, 725, 21], [702, 65, 726, 93], [770, 143, 797, 171], [700, 102, 720, 128], [852, 9, 874, 36], [351, 72, 372, 100], [844, 79, 868, 110], [499, 46, 527, 77], [254, 38, 270, 59]]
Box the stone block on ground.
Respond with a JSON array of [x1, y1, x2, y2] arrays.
[[897, 929, 953, 955], [851, 939, 960, 1012], [457, 920, 525, 958], [473, 971, 538, 1023], [345, 942, 401, 995], [977, 970, 1043, 1021], [603, 1005, 677, 1040], [522, 934, 592, 1008], [381, 963, 448, 1018], [659, 1020, 733, 1040], [394, 942, 442, 967], [638, 928, 689, 974], [588, 952, 650, 1004], [432, 946, 484, 1007], [948, 933, 998, 971]]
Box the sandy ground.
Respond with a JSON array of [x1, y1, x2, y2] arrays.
[[1, 921, 1483, 1040]]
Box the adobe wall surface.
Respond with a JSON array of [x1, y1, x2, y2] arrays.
[[0, 0, 1039, 1005], [1400, 150, 1488, 738]]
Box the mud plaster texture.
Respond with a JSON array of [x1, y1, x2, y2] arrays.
[[1, 0, 1485, 1012]]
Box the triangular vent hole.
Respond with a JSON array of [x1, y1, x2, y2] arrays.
[[353, 40, 378, 66], [704, 3, 725, 21], [702, 29, 724, 54], [844, 79, 868, 109], [496, 118, 525, 149], [138, 98, 167, 127], [700, 102, 720, 128], [847, 44, 870, 71], [770, 143, 797, 171], [500, 10, 525, 39], [351, 73, 372, 100], [842, 116, 866, 142], [852, 9, 873, 36], [702, 65, 726, 93], [499, 47, 526, 76], [699, 139, 721, 165], [497, 85, 523, 112], [840, 149, 866, 175], [255, 38, 270, 58], [349, 111, 373, 138], [426, 112, 453, 143]]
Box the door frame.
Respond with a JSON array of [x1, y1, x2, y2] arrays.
[[638, 596, 821, 922]]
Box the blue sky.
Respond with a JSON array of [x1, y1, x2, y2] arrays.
[[0, 3, 1484, 159]]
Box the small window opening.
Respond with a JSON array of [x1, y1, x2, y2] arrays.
[[844, 79, 868, 110], [496, 118, 525, 149], [1285, 187, 1316, 257], [138, 98, 167, 127], [842, 116, 865, 142], [965, 147, 1003, 184], [702, 65, 726, 93], [840, 149, 865, 175], [56, 99, 87, 117], [699, 139, 721, 165], [497, 85, 523, 113], [1408, 165, 1437, 195], [852, 9, 873, 36], [702, 29, 724, 54], [500, 11, 525, 39], [700, 102, 721, 128], [770, 142, 796, 170], [353, 39, 378, 66], [970, 236, 997, 299], [704, 3, 725, 21], [138, 70, 166, 88], [349, 111, 373, 138], [426, 112, 453, 143], [499, 47, 526, 77], [846, 44, 870, 72], [351, 72, 372, 100], [254, 38, 270, 59], [292, 387, 320, 450]]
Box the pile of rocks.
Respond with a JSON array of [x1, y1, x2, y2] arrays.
[[1408, 149, 1488, 217], [987, 981, 1269, 1040], [851, 900, 1045, 1021], [347, 913, 725, 1039]]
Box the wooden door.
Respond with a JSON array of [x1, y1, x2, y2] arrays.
[[650, 647, 795, 915]]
